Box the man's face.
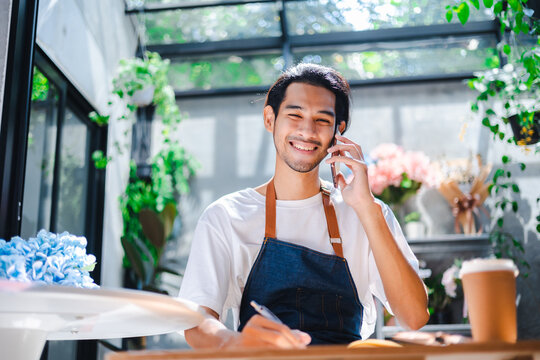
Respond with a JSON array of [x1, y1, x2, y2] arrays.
[[265, 82, 337, 173]]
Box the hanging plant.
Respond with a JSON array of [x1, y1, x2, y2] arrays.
[[88, 51, 198, 291], [446, 0, 539, 276]]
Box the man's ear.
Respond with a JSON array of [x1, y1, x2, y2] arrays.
[[263, 105, 275, 133], [338, 120, 346, 135]]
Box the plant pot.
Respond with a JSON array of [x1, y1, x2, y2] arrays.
[[508, 112, 540, 145], [405, 221, 426, 238], [131, 85, 155, 107]]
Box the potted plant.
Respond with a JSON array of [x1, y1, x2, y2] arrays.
[[404, 211, 426, 238], [113, 52, 162, 107], [469, 63, 540, 146], [367, 143, 437, 225], [120, 143, 198, 293], [112, 52, 181, 127]]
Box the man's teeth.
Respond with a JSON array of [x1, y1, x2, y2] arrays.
[[293, 143, 315, 151]]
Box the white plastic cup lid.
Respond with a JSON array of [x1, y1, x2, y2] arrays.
[[459, 258, 519, 278]]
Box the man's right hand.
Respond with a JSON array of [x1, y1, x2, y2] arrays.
[[184, 306, 311, 349], [224, 314, 311, 349]]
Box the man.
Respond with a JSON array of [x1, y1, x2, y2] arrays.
[[179, 64, 429, 349]]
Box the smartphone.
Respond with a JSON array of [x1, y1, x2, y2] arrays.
[[330, 137, 340, 188]]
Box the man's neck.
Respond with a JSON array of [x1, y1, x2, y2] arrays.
[[272, 164, 321, 200]]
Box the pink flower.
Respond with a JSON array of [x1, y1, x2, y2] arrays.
[[369, 143, 404, 160], [367, 143, 438, 196], [403, 151, 431, 184]]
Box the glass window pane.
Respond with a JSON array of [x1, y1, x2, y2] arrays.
[[21, 67, 59, 238], [169, 53, 284, 91], [293, 35, 497, 81], [141, 3, 281, 44], [286, 0, 493, 35], [128, 0, 214, 8], [55, 108, 90, 234]]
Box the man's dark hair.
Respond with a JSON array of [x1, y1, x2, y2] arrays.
[[265, 63, 351, 134]]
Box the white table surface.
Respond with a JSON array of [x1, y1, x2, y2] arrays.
[[0, 280, 205, 359]]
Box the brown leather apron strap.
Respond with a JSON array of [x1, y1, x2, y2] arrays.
[[321, 186, 344, 258], [265, 178, 344, 258], [265, 178, 277, 238]]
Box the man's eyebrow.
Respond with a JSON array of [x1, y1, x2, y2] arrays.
[[284, 105, 335, 117]]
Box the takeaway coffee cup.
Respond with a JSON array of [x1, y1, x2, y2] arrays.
[[460, 258, 519, 343]]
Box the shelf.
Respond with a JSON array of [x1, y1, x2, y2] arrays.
[[382, 324, 471, 338], [406, 233, 491, 255]]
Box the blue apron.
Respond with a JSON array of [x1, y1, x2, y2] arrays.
[[238, 179, 363, 344]]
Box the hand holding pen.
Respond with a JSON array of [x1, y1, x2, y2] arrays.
[[227, 300, 310, 349], [250, 300, 284, 324]]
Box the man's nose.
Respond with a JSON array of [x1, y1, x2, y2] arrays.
[[297, 117, 316, 137]]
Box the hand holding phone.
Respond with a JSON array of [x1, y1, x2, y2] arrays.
[[330, 137, 340, 188]]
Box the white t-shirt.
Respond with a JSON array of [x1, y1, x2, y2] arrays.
[[178, 185, 419, 339]]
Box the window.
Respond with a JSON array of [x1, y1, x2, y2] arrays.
[[141, 2, 281, 44], [21, 67, 59, 238], [293, 35, 497, 81], [20, 48, 107, 360], [168, 53, 284, 90]]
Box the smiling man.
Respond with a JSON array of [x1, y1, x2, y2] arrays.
[[179, 64, 429, 349]]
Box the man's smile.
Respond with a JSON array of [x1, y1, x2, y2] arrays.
[[288, 138, 322, 154]]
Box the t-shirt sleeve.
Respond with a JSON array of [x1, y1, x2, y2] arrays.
[[367, 202, 420, 315], [178, 210, 232, 318]]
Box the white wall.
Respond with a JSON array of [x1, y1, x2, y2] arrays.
[[0, 0, 13, 127]]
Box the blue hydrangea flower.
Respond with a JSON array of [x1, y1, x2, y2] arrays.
[[0, 230, 98, 288]]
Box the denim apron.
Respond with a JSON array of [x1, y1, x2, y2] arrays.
[[238, 178, 363, 344]]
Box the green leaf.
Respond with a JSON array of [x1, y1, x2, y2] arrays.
[[514, 12, 524, 34], [537, 224, 540, 232], [502, 155, 510, 163], [482, 117, 491, 127], [508, 0, 519, 11], [503, 44, 511, 55], [483, 0, 493, 7], [446, 9, 453, 22], [457, 2, 470, 25], [91, 150, 110, 170], [497, 218, 504, 227], [511, 184, 520, 192], [470, 0, 480, 9], [494, 1, 503, 14], [493, 168, 505, 182], [499, 132, 505, 140], [512, 201, 519, 212]]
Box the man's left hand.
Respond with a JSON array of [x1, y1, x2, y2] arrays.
[[325, 135, 378, 213]]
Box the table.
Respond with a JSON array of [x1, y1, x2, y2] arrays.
[[0, 280, 205, 360], [107, 341, 540, 360]]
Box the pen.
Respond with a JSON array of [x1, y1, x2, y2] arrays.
[[250, 300, 283, 325]]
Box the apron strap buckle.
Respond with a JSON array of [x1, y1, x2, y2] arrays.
[[330, 238, 344, 258]]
